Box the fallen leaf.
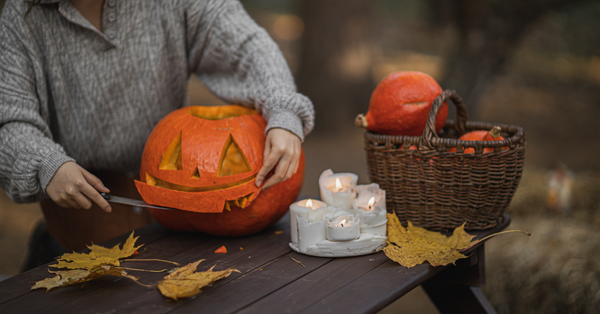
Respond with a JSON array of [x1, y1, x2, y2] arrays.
[[239, 247, 244, 250], [214, 246, 227, 253], [158, 260, 240, 300], [51, 232, 143, 270], [32, 266, 139, 291], [384, 213, 530, 268]]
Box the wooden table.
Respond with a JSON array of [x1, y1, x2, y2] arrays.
[[0, 212, 509, 314]]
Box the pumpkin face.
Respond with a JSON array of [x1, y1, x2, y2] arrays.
[[357, 71, 448, 136], [148, 151, 305, 237], [135, 105, 266, 213]]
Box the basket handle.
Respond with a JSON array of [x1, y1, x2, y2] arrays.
[[421, 90, 469, 148]]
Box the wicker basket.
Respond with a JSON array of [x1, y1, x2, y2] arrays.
[[363, 90, 526, 231]]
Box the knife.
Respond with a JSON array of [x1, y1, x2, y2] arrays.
[[100, 192, 175, 210]]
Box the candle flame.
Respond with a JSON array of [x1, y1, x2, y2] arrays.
[[367, 197, 375, 211], [339, 219, 346, 227], [306, 199, 313, 209], [335, 178, 342, 192]]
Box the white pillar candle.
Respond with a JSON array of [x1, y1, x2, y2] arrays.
[[352, 183, 386, 210], [354, 206, 388, 237], [355, 206, 387, 227], [289, 199, 326, 245], [297, 217, 326, 253], [319, 169, 358, 209], [326, 214, 360, 241]]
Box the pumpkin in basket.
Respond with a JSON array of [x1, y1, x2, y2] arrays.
[[134, 105, 304, 236], [450, 126, 507, 153], [355, 71, 448, 136]]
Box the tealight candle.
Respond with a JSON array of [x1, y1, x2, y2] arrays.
[[289, 199, 327, 245], [319, 169, 358, 209], [352, 183, 386, 210], [326, 214, 360, 241]]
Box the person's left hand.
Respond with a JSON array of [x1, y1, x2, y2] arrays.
[[255, 128, 301, 190]]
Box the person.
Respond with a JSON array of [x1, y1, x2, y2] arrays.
[[0, 0, 314, 257]]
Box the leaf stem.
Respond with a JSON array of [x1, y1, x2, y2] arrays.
[[121, 267, 168, 273], [460, 230, 531, 252], [122, 259, 180, 266]]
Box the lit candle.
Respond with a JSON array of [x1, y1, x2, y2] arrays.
[[289, 199, 327, 246], [326, 214, 360, 241], [319, 169, 358, 209], [352, 183, 386, 210]]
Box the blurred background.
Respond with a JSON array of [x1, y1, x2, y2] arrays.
[[1, 0, 600, 313]]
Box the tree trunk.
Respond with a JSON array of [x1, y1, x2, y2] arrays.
[[297, 0, 376, 135], [438, 0, 589, 118]]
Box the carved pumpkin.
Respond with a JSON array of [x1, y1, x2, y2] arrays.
[[355, 71, 447, 136], [449, 126, 506, 154], [134, 105, 305, 236]]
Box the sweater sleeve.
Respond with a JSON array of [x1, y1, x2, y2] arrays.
[[185, 0, 314, 140], [0, 4, 74, 203]]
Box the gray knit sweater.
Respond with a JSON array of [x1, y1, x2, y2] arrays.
[[0, 0, 314, 203]]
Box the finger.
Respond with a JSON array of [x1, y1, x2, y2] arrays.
[[80, 180, 112, 212], [256, 141, 273, 187], [72, 190, 93, 210], [256, 147, 280, 188], [82, 170, 110, 193], [64, 197, 82, 210], [263, 153, 291, 190], [284, 153, 300, 181]]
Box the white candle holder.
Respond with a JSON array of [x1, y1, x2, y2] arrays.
[[289, 170, 388, 257]]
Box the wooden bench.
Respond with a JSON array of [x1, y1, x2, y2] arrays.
[[0, 212, 509, 314]]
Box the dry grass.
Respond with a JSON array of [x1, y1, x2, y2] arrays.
[[483, 170, 600, 314]]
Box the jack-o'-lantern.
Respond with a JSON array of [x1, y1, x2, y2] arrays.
[[134, 105, 305, 236]]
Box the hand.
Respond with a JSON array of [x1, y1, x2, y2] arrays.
[[46, 161, 112, 212], [255, 128, 301, 190]]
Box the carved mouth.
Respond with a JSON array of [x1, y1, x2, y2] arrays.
[[145, 173, 257, 210]]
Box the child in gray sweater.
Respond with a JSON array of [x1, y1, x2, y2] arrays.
[[0, 0, 314, 251]]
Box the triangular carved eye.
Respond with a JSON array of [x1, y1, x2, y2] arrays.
[[218, 135, 251, 177], [159, 132, 183, 170]]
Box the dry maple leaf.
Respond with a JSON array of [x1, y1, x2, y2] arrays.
[[384, 213, 529, 268], [158, 259, 240, 300], [51, 232, 143, 270], [31, 266, 139, 291]]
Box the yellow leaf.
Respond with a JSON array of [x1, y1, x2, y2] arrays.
[[31, 266, 139, 291], [383, 214, 474, 268], [158, 259, 240, 300], [383, 214, 530, 268], [51, 232, 144, 270]]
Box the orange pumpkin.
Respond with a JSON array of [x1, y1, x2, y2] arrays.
[[134, 105, 304, 236], [355, 71, 448, 136], [450, 126, 506, 154]]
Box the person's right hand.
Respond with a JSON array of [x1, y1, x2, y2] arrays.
[[46, 161, 112, 212]]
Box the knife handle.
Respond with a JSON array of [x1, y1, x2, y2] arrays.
[[100, 192, 110, 200]]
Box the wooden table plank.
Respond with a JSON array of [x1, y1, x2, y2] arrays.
[[26, 215, 293, 314], [171, 252, 332, 314], [297, 260, 444, 314], [235, 250, 391, 314], [0, 222, 171, 307], [0, 227, 209, 314]]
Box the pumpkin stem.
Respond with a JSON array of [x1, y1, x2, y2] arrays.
[[489, 126, 502, 138], [355, 114, 368, 129]]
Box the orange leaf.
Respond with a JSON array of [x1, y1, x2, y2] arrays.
[[214, 246, 227, 253]]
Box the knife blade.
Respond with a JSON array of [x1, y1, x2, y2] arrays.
[[100, 192, 175, 211]]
